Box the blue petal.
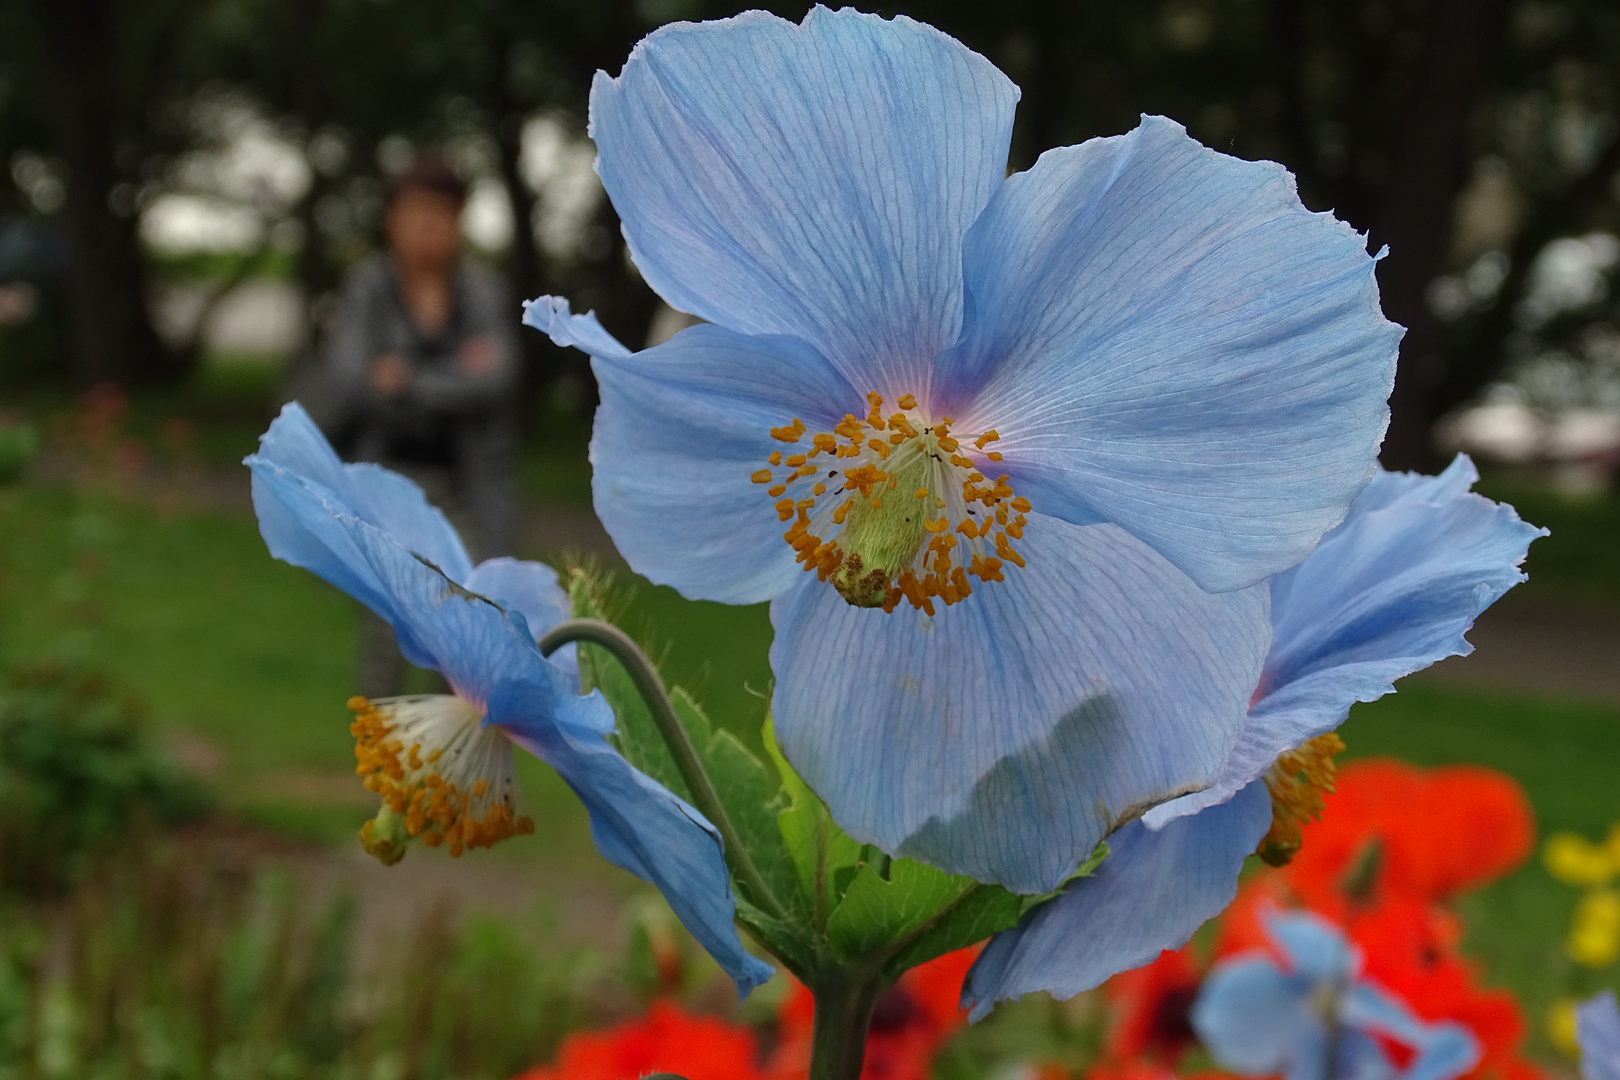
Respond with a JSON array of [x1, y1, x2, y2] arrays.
[[492, 678, 775, 998], [1143, 455, 1543, 830], [1191, 956, 1315, 1076], [249, 456, 565, 702], [465, 557, 582, 690], [521, 295, 631, 359], [588, 322, 860, 605], [962, 779, 1271, 1020], [250, 403, 473, 580], [588, 7, 1018, 393], [935, 115, 1399, 593], [1343, 984, 1481, 1080], [248, 452, 768, 996], [1578, 992, 1620, 1080], [1333, 1030, 1399, 1080], [1264, 909, 1357, 983], [769, 512, 1270, 893]]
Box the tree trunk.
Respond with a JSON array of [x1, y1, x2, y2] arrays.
[[46, 0, 165, 387], [482, 19, 551, 416], [1374, 0, 1503, 471]]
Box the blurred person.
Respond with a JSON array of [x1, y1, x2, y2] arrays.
[[312, 153, 520, 696]]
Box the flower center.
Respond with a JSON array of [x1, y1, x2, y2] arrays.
[[755, 392, 1030, 614], [1256, 732, 1345, 867], [350, 695, 534, 864]]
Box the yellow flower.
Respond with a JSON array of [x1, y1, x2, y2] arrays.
[[1568, 888, 1620, 967], [1545, 831, 1617, 888], [1547, 997, 1581, 1056]]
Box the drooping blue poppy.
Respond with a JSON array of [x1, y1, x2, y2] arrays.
[[1190, 909, 1481, 1080], [245, 403, 773, 996], [1579, 991, 1620, 1080], [528, 7, 1400, 893], [961, 457, 1542, 1018]]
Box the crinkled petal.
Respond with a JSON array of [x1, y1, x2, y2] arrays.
[[1265, 910, 1358, 983], [1344, 984, 1482, 1080], [1578, 992, 1620, 1080], [492, 679, 774, 998], [465, 556, 583, 691], [1191, 957, 1314, 1076], [769, 512, 1270, 893], [937, 114, 1399, 593], [589, 7, 1018, 392], [1144, 456, 1542, 829], [251, 403, 473, 580], [246, 459, 508, 689], [962, 779, 1270, 1020], [587, 322, 861, 605], [521, 296, 631, 359]]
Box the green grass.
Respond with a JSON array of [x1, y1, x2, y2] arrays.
[[1478, 474, 1620, 605], [2, 468, 1617, 1051]]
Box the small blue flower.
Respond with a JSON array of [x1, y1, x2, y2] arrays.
[[244, 403, 773, 997], [961, 456, 1542, 1018], [1190, 909, 1481, 1080], [528, 7, 1400, 893], [1578, 991, 1620, 1080]]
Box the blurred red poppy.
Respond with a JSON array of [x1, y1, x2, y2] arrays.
[[1281, 759, 1534, 908], [1103, 946, 1204, 1064], [512, 1000, 769, 1080]]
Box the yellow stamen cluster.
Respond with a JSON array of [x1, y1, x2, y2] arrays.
[[1256, 732, 1346, 867], [351, 696, 533, 863], [753, 392, 1030, 614]]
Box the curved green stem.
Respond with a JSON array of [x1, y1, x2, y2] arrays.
[[538, 617, 791, 924]]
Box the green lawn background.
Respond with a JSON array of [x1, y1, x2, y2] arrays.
[[1, 409, 1617, 1051]]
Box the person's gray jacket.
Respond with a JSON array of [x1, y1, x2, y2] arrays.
[[300, 254, 521, 557]]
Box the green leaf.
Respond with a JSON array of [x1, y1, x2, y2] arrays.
[[881, 840, 1110, 976], [763, 715, 863, 925], [671, 689, 803, 917], [825, 858, 978, 962], [567, 569, 688, 796]]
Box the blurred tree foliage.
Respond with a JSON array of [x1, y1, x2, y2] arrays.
[[0, 0, 1616, 464]]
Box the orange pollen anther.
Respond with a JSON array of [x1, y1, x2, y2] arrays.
[[350, 696, 534, 864], [1257, 732, 1346, 867], [754, 392, 1031, 613]]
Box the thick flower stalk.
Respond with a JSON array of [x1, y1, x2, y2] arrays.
[[962, 457, 1542, 1017], [245, 403, 772, 996], [1191, 909, 1481, 1080], [528, 5, 1402, 897]]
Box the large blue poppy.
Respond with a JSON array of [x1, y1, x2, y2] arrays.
[[961, 456, 1543, 1018], [1191, 909, 1481, 1080], [245, 403, 773, 996], [528, 7, 1400, 893]]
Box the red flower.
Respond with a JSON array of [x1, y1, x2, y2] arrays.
[[513, 1000, 768, 1080], [1103, 946, 1203, 1063], [1281, 759, 1534, 909], [769, 947, 979, 1080]]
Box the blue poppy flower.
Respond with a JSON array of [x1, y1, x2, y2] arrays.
[[960, 456, 1542, 1018], [244, 403, 773, 996], [1579, 991, 1620, 1080], [527, 7, 1401, 893], [1190, 909, 1481, 1080]]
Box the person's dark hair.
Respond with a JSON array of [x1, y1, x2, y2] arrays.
[[386, 153, 468, 209]]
